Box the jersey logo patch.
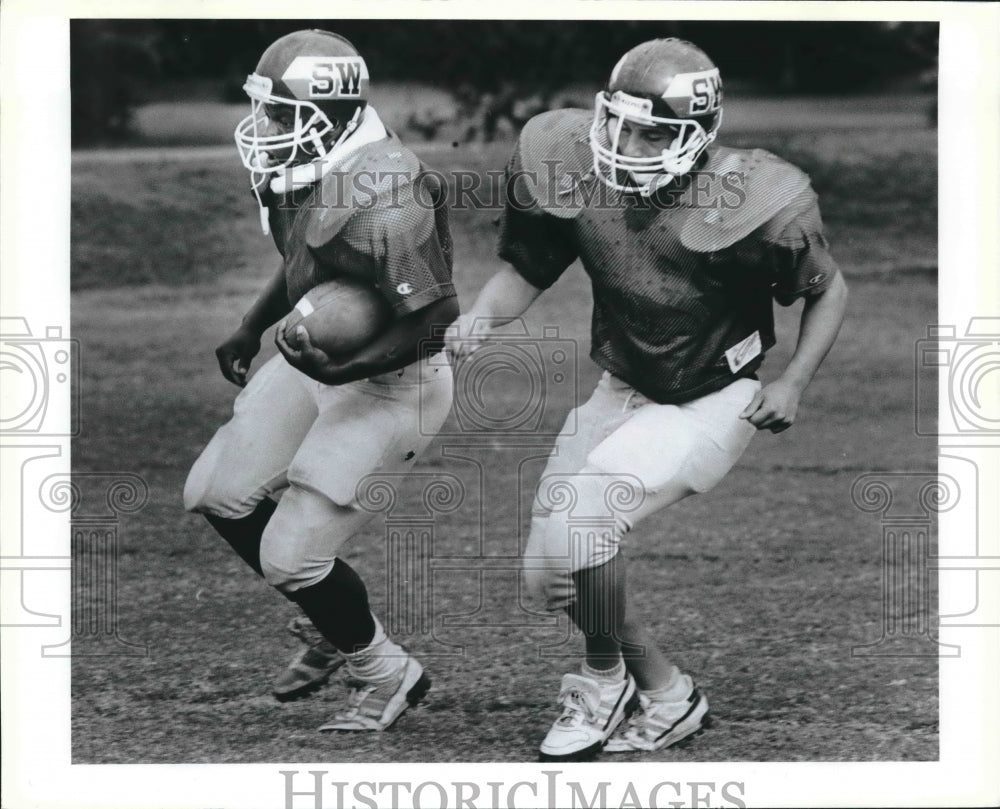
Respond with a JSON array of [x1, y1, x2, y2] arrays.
[[725, 330, 762, 374], [396, 283, 414, 295]]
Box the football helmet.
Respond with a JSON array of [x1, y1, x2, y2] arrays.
[[589, 38, 723, 195], [235, 29, 369, 176]]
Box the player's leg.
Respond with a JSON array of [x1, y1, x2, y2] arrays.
[[260, 360, 453, 730], [588, 377, 759, 753], [259, 483, 428, 731], [525, 374, 641, 761], [183, 354, 345, 700], [184, 354, 315, 560], [529, 375, 760, 758]]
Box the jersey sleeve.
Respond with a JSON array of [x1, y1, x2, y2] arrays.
[[365, 173, 456, 315], [760, 187, 841, 307], [496, 149, 579, 290]]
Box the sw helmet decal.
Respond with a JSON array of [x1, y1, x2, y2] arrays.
[[281, 56, 370, 100]]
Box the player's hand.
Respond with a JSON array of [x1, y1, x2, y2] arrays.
[[215, 325, 261, 387], [739, 378, 803, 433], [445, 314, 491, 363], [275, 320, 343, 384]]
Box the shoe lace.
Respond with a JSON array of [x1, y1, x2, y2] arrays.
[[338, 676, 378, 719], [556, 687, 597, 726], [619, 705, 647, 739], [620, 695, 673, 741]]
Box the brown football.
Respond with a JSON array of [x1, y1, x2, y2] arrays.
[[285, 278, 392, 356]]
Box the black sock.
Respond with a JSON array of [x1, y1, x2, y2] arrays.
[[204, 497, 277, 577], [289, 559, 377, 653]]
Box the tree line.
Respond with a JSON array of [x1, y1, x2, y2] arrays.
[[71, 20, 937, 145]]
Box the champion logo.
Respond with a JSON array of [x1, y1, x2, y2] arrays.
[[396, 283, 414, 295], [809, 274, 826, 284]]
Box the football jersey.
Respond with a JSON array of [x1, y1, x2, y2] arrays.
[[264, 132, 456, 315], [498, 109, 839, 405]]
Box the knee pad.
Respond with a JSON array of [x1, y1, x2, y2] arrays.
[[259, 520, 339, 593], [258, 486, 364, 593], [532, 469, 637, 562], [522, 557, 576, 613], [184, 441, 274, 519], [523, 511, 622, 613]]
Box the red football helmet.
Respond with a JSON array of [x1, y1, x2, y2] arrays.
[[589, 38, 723, 195], [235, 29, 370, 176]]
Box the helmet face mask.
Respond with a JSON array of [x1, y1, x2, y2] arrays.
[[235, 73, 347, 173], [589, 39, 723, 196], [234, 30, 369, 177]]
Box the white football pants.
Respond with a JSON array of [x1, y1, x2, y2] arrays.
[[184, 353, 453, 592], [524, 372, 760, 611]]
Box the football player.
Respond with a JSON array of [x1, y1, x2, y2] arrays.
[[448, 38, 847, 760], [184, 29, 459, 730]]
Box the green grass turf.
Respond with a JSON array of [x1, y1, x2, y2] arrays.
[[69, 110, 938, 763]]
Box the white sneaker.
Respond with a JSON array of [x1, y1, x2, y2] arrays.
[[318, 654, 430, 732], [538, 672, 637, 761], [604, 675, 709, 753]]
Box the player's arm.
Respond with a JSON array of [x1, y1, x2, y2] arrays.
[[276, 295, 459, 385], [740, 270, 848, 433], [446, 266, 546, 361], [216, 263, 293, 387]]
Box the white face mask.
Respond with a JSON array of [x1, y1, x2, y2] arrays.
[[588, 90, 720, 195], [233, 72, 363, 234], [234, 73, 359, 175]]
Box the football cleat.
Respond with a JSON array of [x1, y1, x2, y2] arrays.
[[318, 654, 430, 731], [538, 672, 637, 762], [272, 617, 346, 703], [604, 674, 709, 753]]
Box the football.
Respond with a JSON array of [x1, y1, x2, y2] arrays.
[[284, 278, 392, 356]]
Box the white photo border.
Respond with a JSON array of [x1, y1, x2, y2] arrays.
[[1, 1, 997, 807]]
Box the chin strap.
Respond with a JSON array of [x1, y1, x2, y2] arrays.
[[251, 107, 384, 235]]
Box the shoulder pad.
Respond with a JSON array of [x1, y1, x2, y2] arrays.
[[305, 137, 422, 249], [514, 109, 593, 220], [679, 147, 812, 252]]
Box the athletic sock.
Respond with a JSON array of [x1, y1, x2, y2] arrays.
[[341, 616, 407, 682], [204, 497, 277, 577], [582, 658, 626, 683], [288, 558, 377, 653], [640, 666, 687, 701]]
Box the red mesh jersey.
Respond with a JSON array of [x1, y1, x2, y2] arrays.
[[264, 132, 456, 314], [498, 109, 839, 405]]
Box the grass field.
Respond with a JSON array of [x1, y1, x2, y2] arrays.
[[69, 95, 938, 764]]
